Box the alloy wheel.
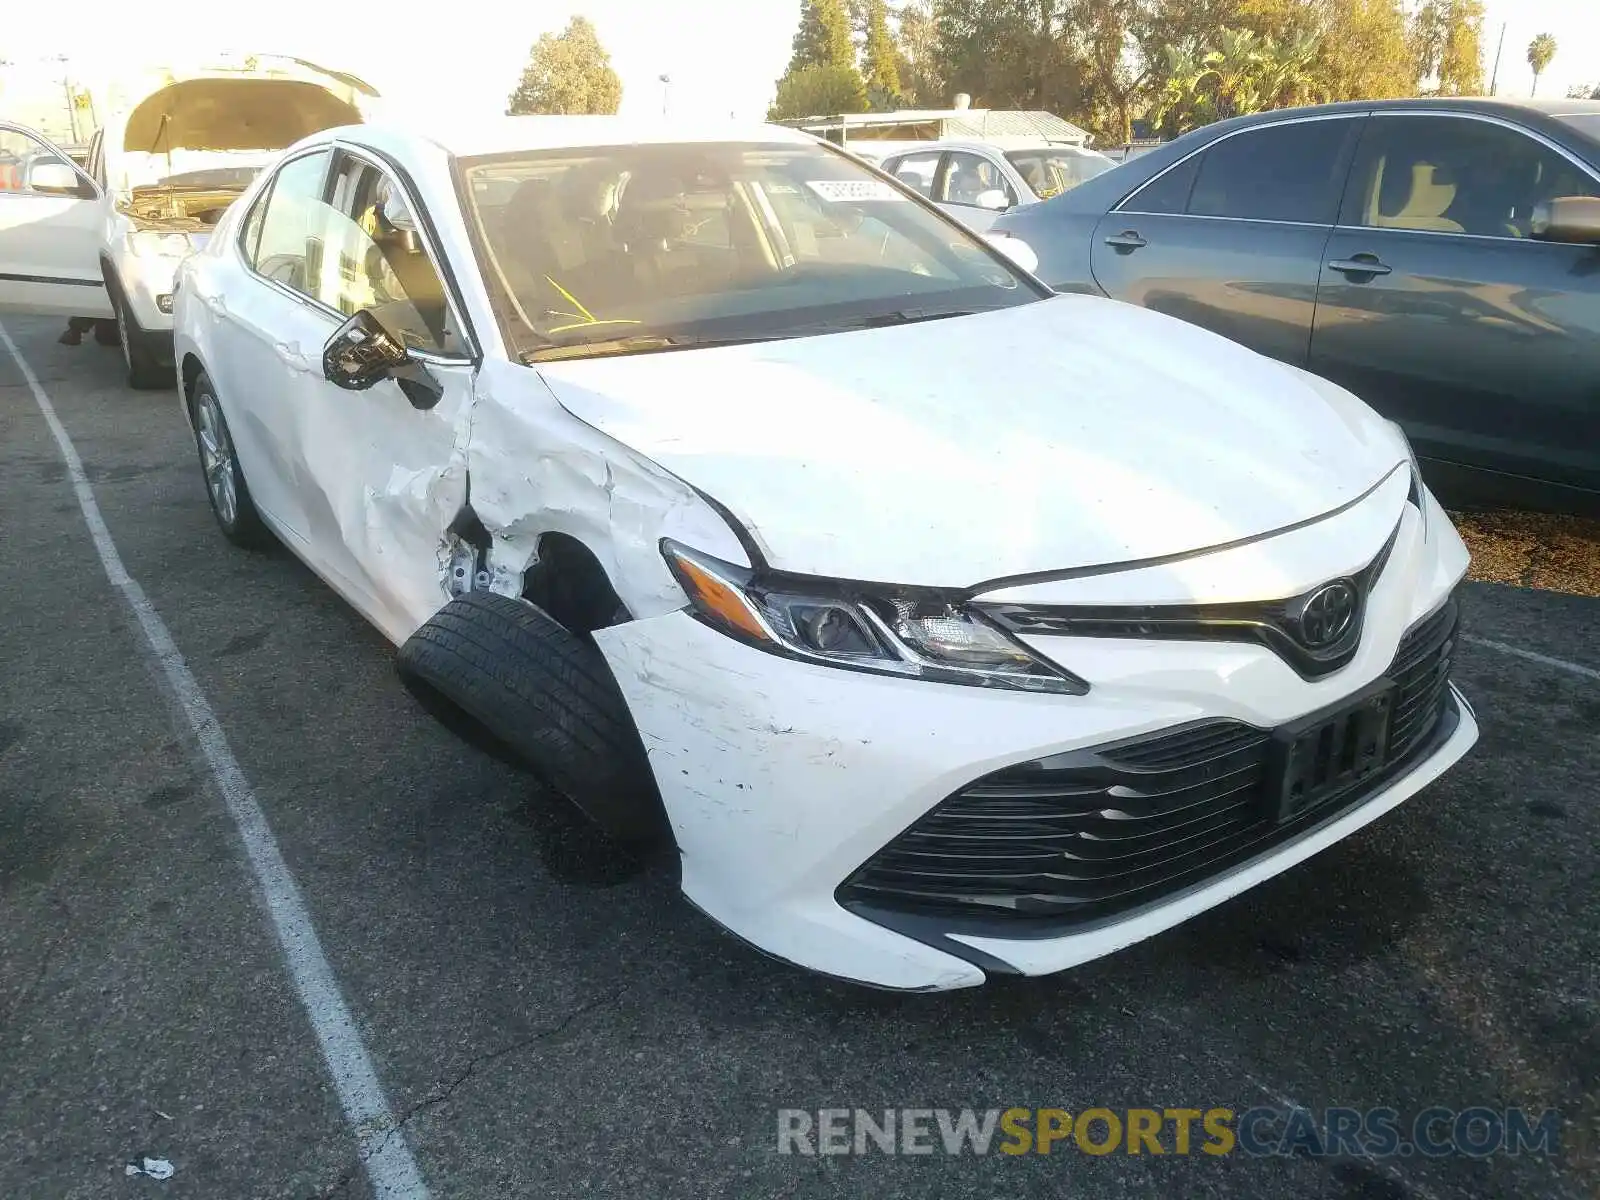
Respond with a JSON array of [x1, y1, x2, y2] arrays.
[[195, 392, 238, 527]]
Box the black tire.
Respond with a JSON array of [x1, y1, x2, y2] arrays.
[[189, 371, 270, 549], [106, 273, 170, 389], [396, 592, 669, 845], [93, 318, 120, 347]]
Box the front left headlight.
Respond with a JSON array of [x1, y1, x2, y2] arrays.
[[129, 230, 194, 258], [660, 539, 1088, 695]]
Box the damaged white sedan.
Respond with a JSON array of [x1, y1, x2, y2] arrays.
[[172, 117, 1477, 991]]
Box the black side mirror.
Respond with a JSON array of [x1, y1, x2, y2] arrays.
[[322, 309, 445, 409], [323, 309, 408, 390], [1531, 196, 1600, 246]]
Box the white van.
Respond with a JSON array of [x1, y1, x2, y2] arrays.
[[0, 56, 374, 386]]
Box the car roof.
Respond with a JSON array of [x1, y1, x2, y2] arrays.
[[882, 139, 1105, 160], [1193, 95, 1600, 138], [324, 116, 819, 161]]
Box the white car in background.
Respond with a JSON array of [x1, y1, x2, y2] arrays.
[[880, 140, 1118, 231], [0, 57, 373, 386], [171, 116, 1476, 991]]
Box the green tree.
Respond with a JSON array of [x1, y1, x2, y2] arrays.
[[789, 0, 857, 72], [768, 63, 869, 119], [894, 1, 946, 105], [1305, 0, 1415, 101], [862, 0, 904, 105], [506, 17, 622, 115], [935, 0, 1079, 113], [1526, 33, 1556, 96], [1409, 0, 1486, 96]]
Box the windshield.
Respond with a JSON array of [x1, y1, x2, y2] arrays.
[[1005, 148, 1115, 199], [457, 140, 1042, 359]]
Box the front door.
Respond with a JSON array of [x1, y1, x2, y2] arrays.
[[290, 147, 477, 641], [1090, 115, 1364, 367], [1309, 112, 1600, 496], [0, 124, 112, 318]]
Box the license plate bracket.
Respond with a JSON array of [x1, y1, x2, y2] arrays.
[[1269, 678, 1395, 824]]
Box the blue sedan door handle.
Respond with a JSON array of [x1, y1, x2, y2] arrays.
[[1327, 254, 1392, 277], [1104, 230, 1148, 251]]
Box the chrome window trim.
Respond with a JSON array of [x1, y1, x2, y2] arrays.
[[1115, 111, 1364, 218], [235, 141, 477, 365]]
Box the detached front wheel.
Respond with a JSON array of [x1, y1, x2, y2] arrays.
[[397, 591, 669, 846]]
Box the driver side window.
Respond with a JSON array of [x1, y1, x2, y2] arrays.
[[314, 152, 463, 356]]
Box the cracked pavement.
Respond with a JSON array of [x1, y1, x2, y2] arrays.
[[2, 312, 1598, 1199]]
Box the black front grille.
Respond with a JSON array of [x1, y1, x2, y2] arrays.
[[839, 595, 1461, 933]]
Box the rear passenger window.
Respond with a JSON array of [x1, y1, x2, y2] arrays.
[[248, 150, 333, 296], [1120, 155, 1199, 215], [1187, 119, 1358, 224]]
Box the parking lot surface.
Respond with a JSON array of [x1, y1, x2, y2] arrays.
[[2, 312, 1596, 1199]]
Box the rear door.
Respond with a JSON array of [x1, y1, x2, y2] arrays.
[[0, 123, 112, 317], [1309, 112, 1600, 495], [1089, 115, 1364, 365], [204, 147, 335, 542]]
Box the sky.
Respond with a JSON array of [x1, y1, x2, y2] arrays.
[[2, 0, 1596, 131]]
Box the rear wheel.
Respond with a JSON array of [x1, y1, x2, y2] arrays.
[[190, 372, 269, 548], [93, 318, 120, 346]]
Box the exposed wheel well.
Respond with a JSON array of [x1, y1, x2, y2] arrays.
[[521, 533, 631, 635], [180, 354, 205, 406]]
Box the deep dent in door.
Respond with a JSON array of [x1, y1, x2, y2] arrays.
[[341, 357, 748, 640]]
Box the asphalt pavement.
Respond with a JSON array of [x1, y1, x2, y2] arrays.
[[1, 312, 1596, 1200]]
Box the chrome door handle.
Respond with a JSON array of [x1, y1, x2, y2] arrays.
[[1327, 256, 1391, 277], [1103, 231, 1148, 250]]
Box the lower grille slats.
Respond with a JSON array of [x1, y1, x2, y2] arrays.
[[840, 595, 1462, 931]]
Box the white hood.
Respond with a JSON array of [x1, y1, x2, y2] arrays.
[[535, 295, 1408, 587]]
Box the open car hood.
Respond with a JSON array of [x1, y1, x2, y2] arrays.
[[115, 77, 362, 193], [534, 295, 1410, 588]]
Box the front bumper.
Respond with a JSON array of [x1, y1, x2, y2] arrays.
[[593, 497, 1476, 990]]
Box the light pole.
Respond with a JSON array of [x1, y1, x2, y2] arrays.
[[57, 55, 80, 143], [659, 73, 671, 118]]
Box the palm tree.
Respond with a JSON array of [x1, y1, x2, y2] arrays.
[[1150, 45, 1219, 135], [1526, 33, 1557, 97]]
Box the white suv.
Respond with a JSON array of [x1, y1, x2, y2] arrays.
[[0, 57, 372, 386]]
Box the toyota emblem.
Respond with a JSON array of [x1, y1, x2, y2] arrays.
[[1299, 581, 1358, 649]]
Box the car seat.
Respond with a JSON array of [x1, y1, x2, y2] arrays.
[[1373, 160, 1464, 233], [362, 182, 449, 346]]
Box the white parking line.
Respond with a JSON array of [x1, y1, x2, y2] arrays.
[[1463, 635, 1600, 683], [0, 322, 430, 1199]]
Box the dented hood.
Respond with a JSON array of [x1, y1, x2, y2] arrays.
[[534, 295, 1408, 588]]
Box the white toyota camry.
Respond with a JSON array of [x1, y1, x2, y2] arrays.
[[171, 117, 1477, 991]]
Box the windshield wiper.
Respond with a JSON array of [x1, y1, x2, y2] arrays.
[[517, 309, 984, 364], [519, 332, 791, 364]]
